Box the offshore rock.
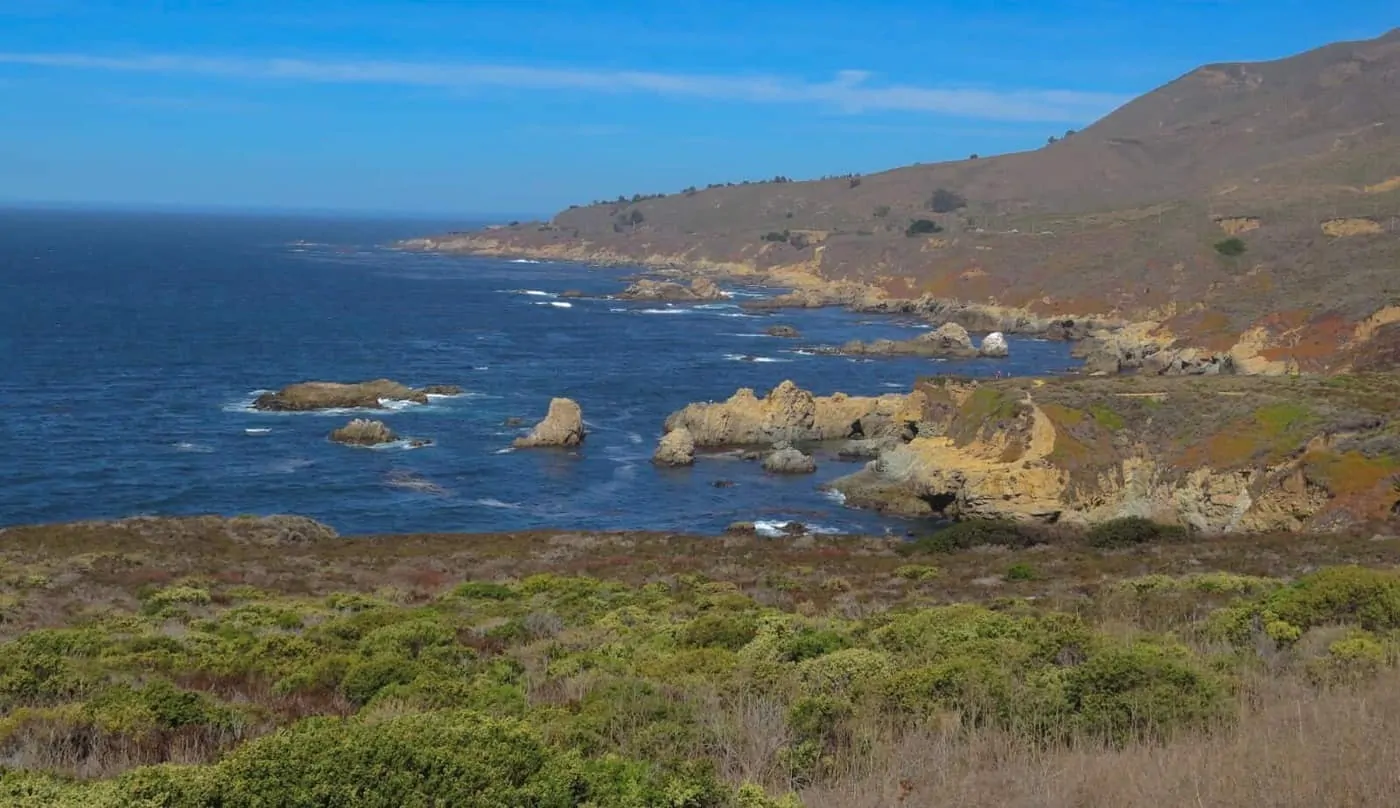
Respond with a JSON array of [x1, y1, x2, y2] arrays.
[[653, 426, 697, 466], [329, 419, 398, 446], [763, 446, 817, 474], [254, 379, 432, 411], [979, 332, 1010, 358], [663, 380, 925, 447], [513, 398, 587, 448]]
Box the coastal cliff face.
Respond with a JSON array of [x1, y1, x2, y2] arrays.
[[403, 29, 1400, 375], [830, 374, 1400, 532]]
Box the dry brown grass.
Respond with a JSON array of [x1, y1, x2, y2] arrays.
[[800, 672, 1400, 808]]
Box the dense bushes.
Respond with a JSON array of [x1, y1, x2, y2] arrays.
[[1085, 517, 1189, 549], [904, 219, 943, 237], [2, 556, 1399, 804]]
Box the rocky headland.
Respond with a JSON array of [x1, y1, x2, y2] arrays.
[[399, 28, 1400, 378], [618, 277, 726, 302]]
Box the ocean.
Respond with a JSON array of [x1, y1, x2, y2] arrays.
[[0, 209, 1074, 535]]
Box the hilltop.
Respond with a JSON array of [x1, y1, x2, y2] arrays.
[[407, 28, 1400, 373]]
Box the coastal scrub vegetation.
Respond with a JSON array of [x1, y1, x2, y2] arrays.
[[1214, 236, 1247, 256], [904, 219, 943, 237], [0, 516, 1398, 806]]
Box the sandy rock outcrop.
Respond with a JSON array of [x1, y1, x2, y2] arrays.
[[254, 379, 438, 412], [618, 278, 726, 302], [766, 325, 801, 338], [653, 426, 696, 466], [329, 419, 398, 446], [662, 380, 925, 447], [514, 398, 587, 448], [763, 445, 817, 474]]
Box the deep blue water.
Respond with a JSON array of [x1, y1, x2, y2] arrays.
[[0, 209, 1075, 536]]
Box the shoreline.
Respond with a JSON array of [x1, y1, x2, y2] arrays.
[[395, 232, 1244, 377]]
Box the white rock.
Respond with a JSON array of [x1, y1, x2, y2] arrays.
[[980, 331, 1010, 358]]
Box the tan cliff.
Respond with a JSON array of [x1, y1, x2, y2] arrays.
[[828, 374, 1400, 532]]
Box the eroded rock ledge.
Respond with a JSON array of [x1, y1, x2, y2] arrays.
[[659, 379, 925, 448], [827, 374, 1400, 533]]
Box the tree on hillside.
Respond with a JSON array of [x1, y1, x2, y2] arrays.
[[927, 188, 968, 213]]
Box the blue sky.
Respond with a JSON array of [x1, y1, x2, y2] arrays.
[[0, 1, 1392, 216]]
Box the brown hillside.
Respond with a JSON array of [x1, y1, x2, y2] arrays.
[[413, 29, 1400, 372]]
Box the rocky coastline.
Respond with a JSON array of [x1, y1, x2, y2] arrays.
[[395, 233, 1253, 378]]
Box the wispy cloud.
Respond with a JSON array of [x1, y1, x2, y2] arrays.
[[0, 51, 1127, 123]]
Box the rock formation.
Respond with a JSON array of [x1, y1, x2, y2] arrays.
[[766, 325, 801, 338], [827, 323, 981, 359], [653, 426, 696, 466], [979, 332, 1009, 358], [618, 278, 726, 302], [329, 419, 398, 446], [763, 445, 817, 474], [826, 374, 1400, 533], [254, 380, 446, 412], [513, 398, 587, 448], [662, 380, 925, 447]]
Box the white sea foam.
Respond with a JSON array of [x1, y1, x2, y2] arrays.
[[695, 303, 739, 311], [638, 308, 691, 315], [521, 289, 552, 296], [880, 382, 904, 389], [727, 333, 771, 338], [363, 439, 433, 452], [754, 520, 845, 538], [172, 441, 214, 453], [378, 398, 425, 411], [244, 428, 273, 435], [475, 497, 522, 509], [723, 354, 791, 363], [546, 301, 573, 308], [822, 489, 848, 505], [493, 447, 515, 455], [509, 259, 542, 264], [627, 432, 643, 445], [717, 312, 758, 319], [608, 307, 626, 313]]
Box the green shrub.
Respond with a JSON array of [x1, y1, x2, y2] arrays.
[[894, 564, 942, 582], [1214, 237, 1247, 256], [208, 710, 599, 807], [1064, 641, 1230, 744], [927, 188, 968, 213], [1085, 517, 1188, 549], [1265, 566, 1400, 633], [902, 519, 1045, 554], [1006, 563, 1038, 582], [761, 230, 790, 243], [905, 219, 943, 237], [452, 581, 518, 601], [339, 656, 423, 705], [681, 613, 759, 651], [779, 628, 850, 663]]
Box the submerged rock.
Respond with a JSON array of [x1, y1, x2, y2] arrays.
[[766, 325, 801, 338], [559, 289, 586, 298], [329, 419, 398, 446], [653, 427, 696, 466], [513, 398, 587, 448], [254, 379, 432, 412], [979, 332, 1010, 358], [422, 384, 464, 396], [763, 446, 817, 474]]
